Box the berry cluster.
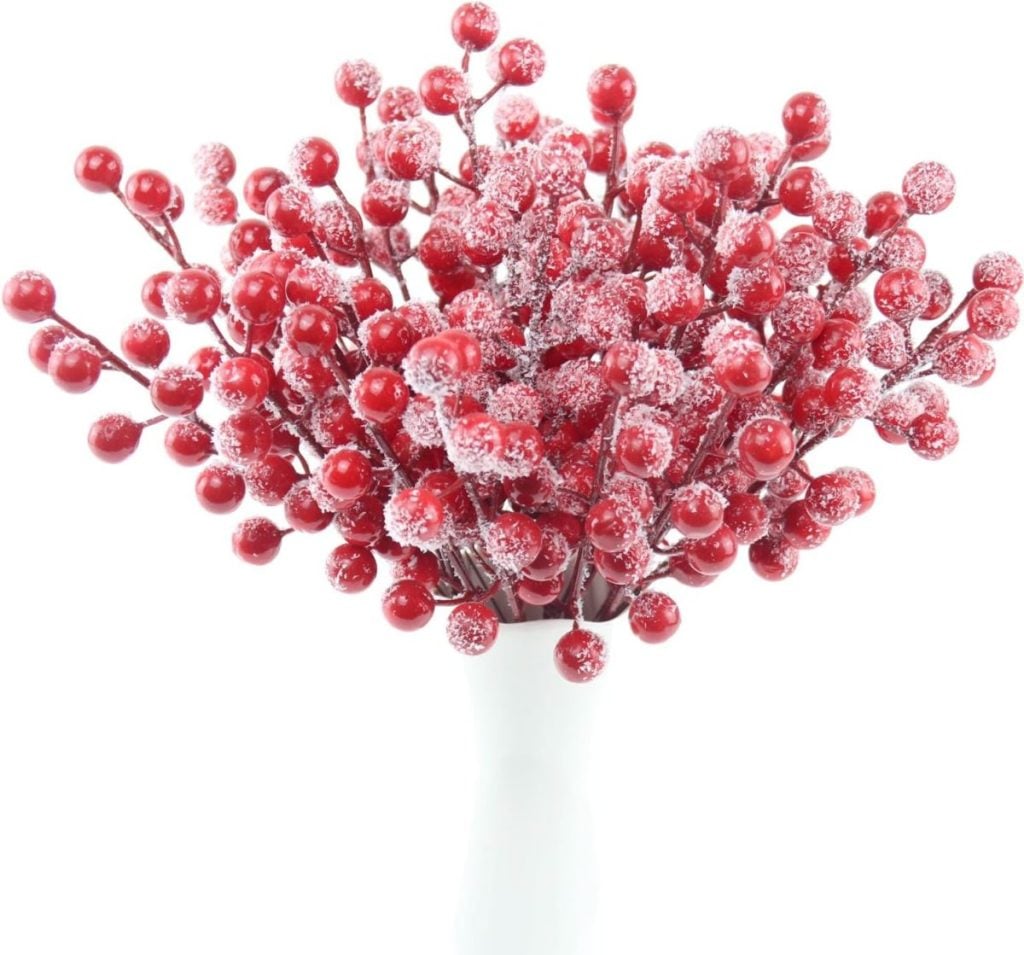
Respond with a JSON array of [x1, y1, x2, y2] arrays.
[[4, 4, 1019, 682]]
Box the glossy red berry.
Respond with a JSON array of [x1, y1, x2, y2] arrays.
[[212, 356, 271, 411], [554, 628, 607, 682], [124, 169, 173, 218], [737, 418, 796, 480], [164, 268, 222, 324], [231, 271, 286, 326], [670, 483, 726, 539], [150, 366, 204, 416], [232, 518, 284, 565], [120, 318, 170, 368], [382, 580, 436, 630], [628, 591, 680, 643], [75, 145, 123, 193], [48, 339, 101, 393], [327, 543, 378, 593], [4, 271, 55, 322], [164, 420, 214, 466], [587, 65, 636, 120], [88, 414, 143, 463], [320, 448, 373, 503], [782, 92, 829, 143]]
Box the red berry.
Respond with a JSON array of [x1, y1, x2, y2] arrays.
[[554, 628, 607, 682], [217, 410, 273, 464], [865, 191, 907, 237], [874, 267, 929, 321], [75, 145, 123, 193], [193, 142, 236, 184], [966, 288, 1018, 340], [517, 574, 564, 606], [195, 463, 245, 513], [320, 448, 373, 502], [48, 339, 101, 393], [782, 92, 829, 143], [420, 65, 468, 116], [782, 500, 830, 550], [451, 3, 500, 51], [124, 169, 173, 218], [902, 161, 955, 215], [327, 543, 378, 593], [290, 136, 340, 187], [694, 127, 750, 182], [243, 167, 289, 215], [212, 356, 271, 411], [88, 414, 143, 463], [335, 60, 382, 108], [447, 602, 499, 655], [749, 536, 798, 581], [283, 304, 338, 356], [585, 498, 636, 553], [150, 366, 204, 416], [232, 518, 284, 565], [484, 512, 543, 571], [804, 473, 860, 526], [497, 38, 546, 86], [973, 252, 1023, 293], [164, 268, 222, 324], [352, 367, 409, 424], [120, 318, 170, 368], [164, 419, 214, 466], [686, 525, 737, 575], [724, 493, 770, 544], [670, 483, 726, 539], [27, 324, 68, 372], [737, 418, 796, 480], [281, 483, 333, 533], [231, 271, 285, 326], [385, 488, 445, 547], [587, 65, 637, 120], [382, 580, 435, 630], [4, 271, 55, 322], [628, 591, 680, 643]]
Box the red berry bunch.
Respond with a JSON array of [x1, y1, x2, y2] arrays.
[[4, 5, 1019, 682]]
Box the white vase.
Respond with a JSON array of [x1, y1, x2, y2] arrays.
[[455, 618, 602, 955]]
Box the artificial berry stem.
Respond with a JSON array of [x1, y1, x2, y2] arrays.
[[4, 5, 1017, 684]]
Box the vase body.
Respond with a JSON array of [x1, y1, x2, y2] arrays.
[[455, 618, 601, 955]]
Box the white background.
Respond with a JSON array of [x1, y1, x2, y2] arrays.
[[1, 0, 1022, 952]]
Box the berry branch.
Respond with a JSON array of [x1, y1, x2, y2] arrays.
[[3, 3, 1019, 681]]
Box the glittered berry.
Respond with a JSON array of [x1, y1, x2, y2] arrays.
[[497, 38, 546, 86], [587, 65, 636, 120], [335, 59, 382, 108], [451, 3, 500, 51], [88, 414, 143, 463], [290, 136, 340, 187], [554, 628, 606, 682], [628, 591, 680, 644], [447, 602, 499, 655], [902, 161, 955, 215], [232, 518, 284, 565], [382, 580, 435, 630]]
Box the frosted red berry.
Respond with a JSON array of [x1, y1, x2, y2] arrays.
[[75, 146, 123, 193], [554, 629, 606, 682]]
